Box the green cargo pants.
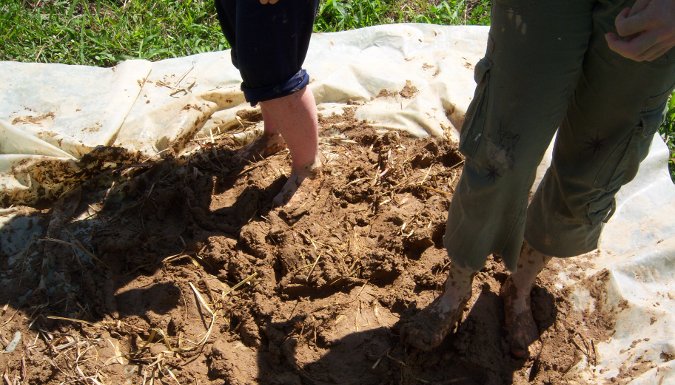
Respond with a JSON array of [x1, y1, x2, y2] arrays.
[[443, 0, 675, 271]]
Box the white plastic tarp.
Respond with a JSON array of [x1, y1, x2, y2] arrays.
[[0, 24, 673, 384]]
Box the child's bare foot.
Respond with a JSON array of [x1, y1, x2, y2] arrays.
[[272, 159, 321, 206], [237, 132, 286, 163], [500, 276, 539, 358]]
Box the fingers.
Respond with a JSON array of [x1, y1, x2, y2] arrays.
[[627, 0, 652, 16], [639, 40, 674, 61], [614, 7, 650, 37], [259, 0, 279, 4], [605, 31, 669, 62], [608, 0, 675, 61], [605, 32, 641, 61]]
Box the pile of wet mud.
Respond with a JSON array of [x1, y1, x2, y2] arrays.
[[0, 109, 623, 384]]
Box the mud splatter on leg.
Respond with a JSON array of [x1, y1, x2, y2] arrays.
[[501, 242, 552, 358]]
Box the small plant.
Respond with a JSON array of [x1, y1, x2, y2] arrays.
[[663, 95, 675, 180]]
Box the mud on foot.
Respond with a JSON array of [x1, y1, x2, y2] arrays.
[[500, 276, 541, 358], [400, 294, 469, 351], [236, 132, 287, 163], [272, 160, 322, 207]]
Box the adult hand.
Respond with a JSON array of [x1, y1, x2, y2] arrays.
[[259, 0, 279, 4], [605, 0, 675, 62]]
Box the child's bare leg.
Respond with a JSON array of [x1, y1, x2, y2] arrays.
[[258, 87, 320, 206], [401, 263, 474, 351], [501, 242, 551, 358]]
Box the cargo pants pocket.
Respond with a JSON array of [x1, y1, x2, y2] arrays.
[[588, 101, 667, 225]]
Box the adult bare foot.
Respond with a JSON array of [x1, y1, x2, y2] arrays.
[[236, 131, 287, 163], [272, 159, 321, 206], [400, 292, 469, 351], [400, 264, 473, 351], [500, 276, 539, 358]]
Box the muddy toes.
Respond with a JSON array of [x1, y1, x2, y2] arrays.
[[273, 163, 321, 206], [401, 303, 465, 351], [501, 278, 540, 358], [237, 132, 286, 163], [505, 310, 539, 358], [272, 173, 306, 206], [401, 323, 442, 351]]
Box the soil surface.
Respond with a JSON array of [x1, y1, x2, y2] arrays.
[[1, 108, 620, 384]]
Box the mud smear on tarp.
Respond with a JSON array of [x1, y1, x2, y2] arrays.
[[1, 108, 622, 384]]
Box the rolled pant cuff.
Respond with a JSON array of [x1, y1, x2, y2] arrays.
[[524, 219, 602, 258], [242, 69, 310, 106]]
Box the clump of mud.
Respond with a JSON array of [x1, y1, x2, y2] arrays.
[[1, 108, 615, 385]]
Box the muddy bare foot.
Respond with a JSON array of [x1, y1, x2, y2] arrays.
[[501, 276, 540, 358], [272, 160, 321, 206], [237, 132, 286, 163], [400, 291, 469, 351]]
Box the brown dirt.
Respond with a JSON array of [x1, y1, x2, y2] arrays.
[[1, 108, 619, 384]]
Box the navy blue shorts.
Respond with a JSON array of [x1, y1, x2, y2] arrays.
[[214, 0, 319, 105]]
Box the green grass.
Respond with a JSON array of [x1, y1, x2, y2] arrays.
[[0, 0, 673, 180], [0, 0, 489, 66], [315, 0, 490, 31], [0, 0, 227, 66]]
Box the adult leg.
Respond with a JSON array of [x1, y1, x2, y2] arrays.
[[501, 242, 551, 358], [512, 0, 675, 357], [525, 2, 675, 263], [402, 0, 595, 351]]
